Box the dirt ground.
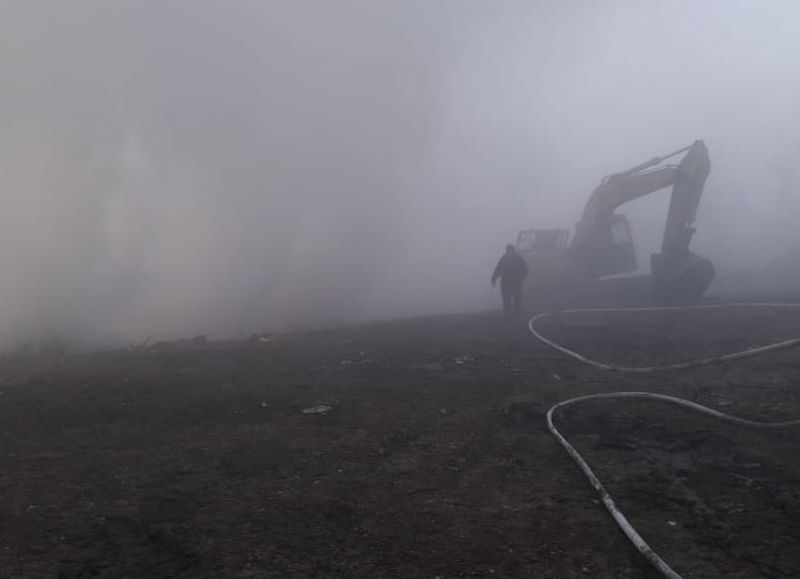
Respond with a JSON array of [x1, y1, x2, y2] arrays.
[[1, 305, 799, 578]]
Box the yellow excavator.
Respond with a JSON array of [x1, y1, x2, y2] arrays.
[[516, 140, 714, 310]]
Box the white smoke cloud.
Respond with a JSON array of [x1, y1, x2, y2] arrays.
[[0, 1, 798, 347]]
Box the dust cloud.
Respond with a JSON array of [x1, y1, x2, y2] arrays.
[[0, 1, 798, 347]]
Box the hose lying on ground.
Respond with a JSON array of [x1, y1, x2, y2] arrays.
[[532, 304, 800, 579], [529, 302, 800, 373]]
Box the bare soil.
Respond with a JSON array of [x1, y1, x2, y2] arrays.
[[1, 306, 799, 578]]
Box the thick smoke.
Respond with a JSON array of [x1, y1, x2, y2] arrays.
[[0, 1, 798, 347]]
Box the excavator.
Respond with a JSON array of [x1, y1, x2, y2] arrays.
[[516, 140, 714, 310]]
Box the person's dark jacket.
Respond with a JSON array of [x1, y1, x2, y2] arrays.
[[492, 252, 529, 287]]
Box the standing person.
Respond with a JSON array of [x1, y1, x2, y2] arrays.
[[491, 244, 529, 315]]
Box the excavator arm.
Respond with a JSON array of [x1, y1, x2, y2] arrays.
[[659, 140, 711, 261], [652, 140, 713, 303]]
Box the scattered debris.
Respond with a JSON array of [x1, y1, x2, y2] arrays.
[[340, 351, 376, 366], [411, 362, 445, 372], [496, 395, 544, 420], [153, 335, 211, 352], [341, 359, 374, 366], [302, 404, 332, 415], [131, 335, 152, 350]]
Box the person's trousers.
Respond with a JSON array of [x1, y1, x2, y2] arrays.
[[501, 283, 522, 314]]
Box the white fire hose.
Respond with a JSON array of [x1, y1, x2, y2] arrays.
[[530, 303, 800, 579]]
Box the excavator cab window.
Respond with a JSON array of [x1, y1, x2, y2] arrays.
[[595, 214, 637, 276], [611, 218, 632, 246], [516, 229, 570, 252]]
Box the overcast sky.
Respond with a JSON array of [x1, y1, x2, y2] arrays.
[[0, 1, 798, 346]]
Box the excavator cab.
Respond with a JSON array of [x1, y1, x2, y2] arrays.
[[586, 214, 637, 277], [516, 228, 569, 252]]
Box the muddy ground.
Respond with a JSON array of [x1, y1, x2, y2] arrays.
[[0, 305, 799, 578]]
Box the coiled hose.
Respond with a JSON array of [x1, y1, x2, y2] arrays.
[[531, 303, 800, 579]]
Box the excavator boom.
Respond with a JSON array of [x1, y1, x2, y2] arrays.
[[571, 165, 678, 263]]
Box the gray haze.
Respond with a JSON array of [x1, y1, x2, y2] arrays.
[[1, 1, 799, 347]]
